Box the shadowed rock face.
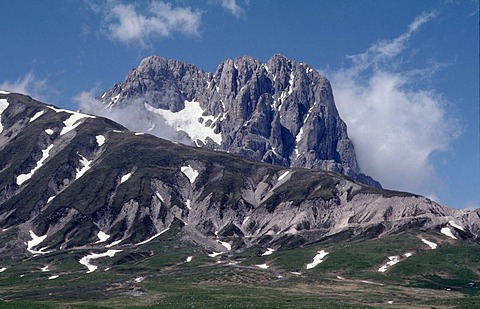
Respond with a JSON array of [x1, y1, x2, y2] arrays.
[[0, 92, 478, 258], [101, 55, 380, 188]]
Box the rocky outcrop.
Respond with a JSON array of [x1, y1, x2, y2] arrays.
[[101, 55, 380, 187]]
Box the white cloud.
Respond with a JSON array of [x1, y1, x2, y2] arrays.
[[325, 11, 460, 196], [0, 73, 48, 100], [73, 89, 191, 144], [220, 0, 244, 17], [99, 1, 202, 46]]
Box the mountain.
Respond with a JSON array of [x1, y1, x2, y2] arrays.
[[99, 55, 380, 188], [0, 92, 479, 307]]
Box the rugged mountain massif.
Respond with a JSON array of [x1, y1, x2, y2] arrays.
[[100, 55, 380, 187], [0, 91, 478, 255], [0, 91, 479, 307]]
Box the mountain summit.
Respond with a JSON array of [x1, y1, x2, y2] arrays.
[[100, 55, 380, 187]]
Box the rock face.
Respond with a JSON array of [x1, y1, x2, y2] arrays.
[[100, 55, 380, 187]]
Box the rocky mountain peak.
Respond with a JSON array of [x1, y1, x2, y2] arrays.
[[100, 54, 380, 187]]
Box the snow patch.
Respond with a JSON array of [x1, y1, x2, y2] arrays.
[[47, 196, 55, 204], [45, 129, 54, 135], [208, 252, 222, 258], [421, 239, 437, 249], [448, 220, 465, 231], [51, 109, 95, 136], [0, 99, 9, 133], [17, 144, 55, 186], [75, 154, 93, 180], [29, 110, 45, 123], [120, 172, 132, 184], [96, 135, 105, 147], [105, 239, 122, 248], [277, 171, 290, 182], [95, 231, 110, 244], [217, 240, 232, 251], [155, 192, 164, 203], [186, 256, 193, 262], [181, 165, 199, 183], [185, 199, 191, 209], [26, 230, 50, 255], [0, 267, 6, 272], [261, 248, 275, 256], [0, 90, 11, 94], [79, 250, 122, 273], [306, 250, 329, 269], [255, 264, 269, 269], [135, 276, 145, 283], [48, 275, 59, 280], [242, 216, 250, 225], [41, 265, 49, 272], [145, 100, 222, 145], [441, 227, 457, 239], [135, 228, 170, 246], [378, 256, 400, 272]]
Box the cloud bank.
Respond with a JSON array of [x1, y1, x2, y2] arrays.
[[74, 89, 192, 144], [326, 11, 460, 197], [220, 0, 245, 17], [94, 1, 202, 46], [0, 73, 48, 101]]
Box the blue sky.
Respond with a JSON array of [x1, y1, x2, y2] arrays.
[[0, 0, 478, 209]]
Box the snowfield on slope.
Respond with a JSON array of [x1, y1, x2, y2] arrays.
[[26, 230, 51, 255], [181, 165, 199, 183], [145, 100, 222, 145], [79, 250, 122, 273], [306, 250, 329, 269], [17, 145, 54, 186]]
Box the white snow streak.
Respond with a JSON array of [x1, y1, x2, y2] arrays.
[[17, 144, 54, 186], [0, 90, 11, 94], [441, 227, 457, 239], [135, 228, 170, 246], [96, 135, 105, 147], [261, 248, 275, 256], [448, 220, 465, 231], [0, 99, 10, 133], [45, 129, 54, 135], [217, 240, 232, 251], [120, 172, 132, 184], [181, 165, 199, 183], [185, 256, 193, 262], [277, 171, 290, 182], [48, 275, 59, 280], [145, 100, 222, 145], [95, 231, 110, 244], [0, 267, 6, 272], [208, 252, 222, 258], [155, 192, 164, 203], [185, 199, 191, 209], [29, 110, 45, 123], [75, 154, 92, 180], [26, 230, 50, 255], [421, 239, 437, 249], [47, 106, 95, 136], [79, 250, 122, 273], [255, 264, 269, 269], [306, 250, 329, 269], [378, 256, 400, 272], [105, 239, 123, 248], [40, 266, 49, 272]]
